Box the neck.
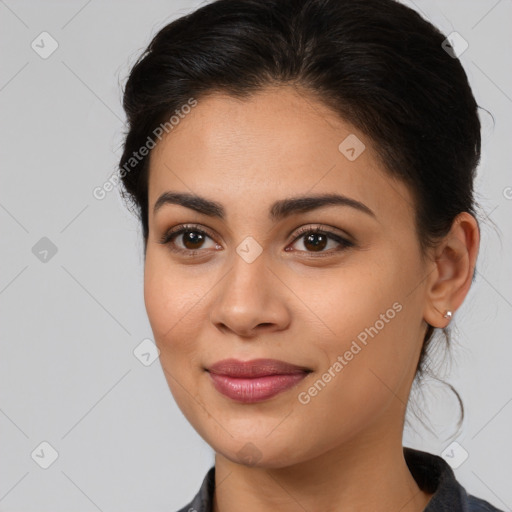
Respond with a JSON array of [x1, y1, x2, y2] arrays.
[[212, 415, 433, 512]]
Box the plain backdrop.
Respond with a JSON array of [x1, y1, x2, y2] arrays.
[[0, 1, 511, 511]]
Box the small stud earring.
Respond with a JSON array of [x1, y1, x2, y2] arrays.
[[443, 310, 452, 319]]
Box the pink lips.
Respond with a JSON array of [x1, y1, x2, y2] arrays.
[[206, 358, 311, 403]]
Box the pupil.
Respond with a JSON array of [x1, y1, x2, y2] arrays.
[[183, 230, 204, 249], [305, 233, 327, 252]]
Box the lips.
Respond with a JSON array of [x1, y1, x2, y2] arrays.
[[206, 358, 312, 378], [205, 358, 312, 403]]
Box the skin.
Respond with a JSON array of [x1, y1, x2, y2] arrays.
[[143, 85, 479, 512]]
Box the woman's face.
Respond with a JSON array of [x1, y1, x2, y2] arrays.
[[144, 86, 433, 467]]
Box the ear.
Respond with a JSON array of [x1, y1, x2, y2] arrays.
[[423, 212, 480, 328]]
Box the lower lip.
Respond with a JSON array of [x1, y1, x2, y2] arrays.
[[208, 372, 308, 403]]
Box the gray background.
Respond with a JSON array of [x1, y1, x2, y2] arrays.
[[0, 0, 511, 510]]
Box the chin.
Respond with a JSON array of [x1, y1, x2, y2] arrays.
[[207, 432, 314, 469]]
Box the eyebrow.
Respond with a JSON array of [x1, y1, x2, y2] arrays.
[[153, 191, 376, 220]]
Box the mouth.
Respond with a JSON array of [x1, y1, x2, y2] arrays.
[[205, 358, 312, 403]]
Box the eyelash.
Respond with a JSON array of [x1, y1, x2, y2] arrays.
[[158, 224, 354, 258]]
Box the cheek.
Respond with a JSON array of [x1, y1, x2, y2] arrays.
[[294, 252, 421, 408], [291, 306, 415, 449], [284, 259, 399, 351], [143, 253, 208, 418], [143, 252, 206, 368], [144, 250, 200, 334]]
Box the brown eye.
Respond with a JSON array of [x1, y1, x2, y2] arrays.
[[181, 230, 207, 250], [158, 225, 220, 255], [288, 226, 354, 255], [302, 232, 329, 252]]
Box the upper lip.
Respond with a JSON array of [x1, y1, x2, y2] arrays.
[[206, 358, 312, 378]]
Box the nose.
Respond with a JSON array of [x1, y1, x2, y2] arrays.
[[209, 249, 291, 338]]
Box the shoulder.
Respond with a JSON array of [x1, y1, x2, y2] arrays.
[[175, 466, 216, 512], [403, 447, 505, 512], [467, 494, 505, 512]]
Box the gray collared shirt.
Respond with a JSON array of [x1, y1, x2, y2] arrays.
[[176, 447, 504, 511]]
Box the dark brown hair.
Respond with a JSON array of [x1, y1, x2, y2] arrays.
[[118, 0, 483, 431]]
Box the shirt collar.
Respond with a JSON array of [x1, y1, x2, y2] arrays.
[[403, 447, 469, 511], [178, 447, 484, 512]]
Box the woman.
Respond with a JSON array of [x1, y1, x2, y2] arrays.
[[118, 0, 503, 510]]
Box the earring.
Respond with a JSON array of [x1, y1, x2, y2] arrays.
[[443, 310, 452, 319]]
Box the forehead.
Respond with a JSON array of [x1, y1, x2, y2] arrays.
[[147, 86, 415, 224]]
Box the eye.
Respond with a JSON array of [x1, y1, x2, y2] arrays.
[[286, 225, 354, 256], [158, 224, 220, 256], [158, 223, 354, 257]]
